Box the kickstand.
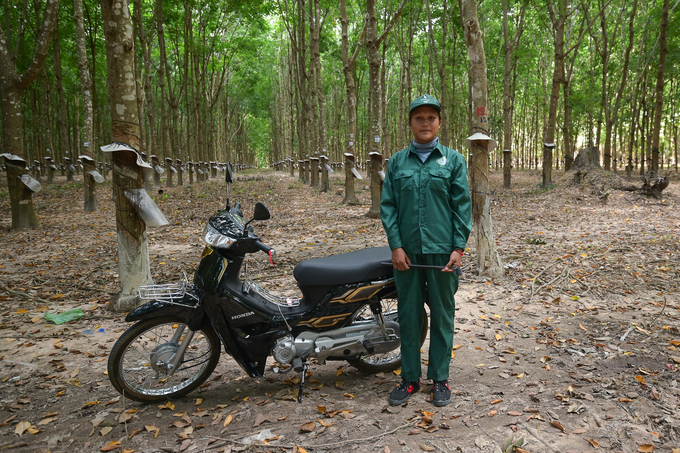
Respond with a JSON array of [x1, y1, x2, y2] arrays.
[[293, 357, 307, 403]]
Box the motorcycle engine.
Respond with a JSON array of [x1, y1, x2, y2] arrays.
[[272, 336, 296, 364]]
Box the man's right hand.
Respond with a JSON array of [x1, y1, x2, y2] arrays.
[[391, 248, 412, 271]]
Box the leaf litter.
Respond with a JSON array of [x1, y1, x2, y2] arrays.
[[0, 169, 679, 452]]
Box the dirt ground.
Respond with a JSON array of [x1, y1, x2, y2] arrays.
[[1, 165, 679, 453]]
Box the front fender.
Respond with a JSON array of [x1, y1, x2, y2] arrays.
[[126, 300, 206, 331]]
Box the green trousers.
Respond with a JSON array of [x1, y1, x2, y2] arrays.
[[394, 254, 458, 382]]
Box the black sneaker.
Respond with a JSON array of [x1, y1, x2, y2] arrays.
[[431, 380, 452, 407], [388, 380, 421, 405]]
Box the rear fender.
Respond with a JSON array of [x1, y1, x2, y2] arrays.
[[125, 300, 206, 331]]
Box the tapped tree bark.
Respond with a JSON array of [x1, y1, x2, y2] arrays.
[[461, 0, 503, 279], [0, 0, 60, 229], [101, 0, 153, 311]]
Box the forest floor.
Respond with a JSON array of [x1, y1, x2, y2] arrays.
[[1, 166, 679, 453]]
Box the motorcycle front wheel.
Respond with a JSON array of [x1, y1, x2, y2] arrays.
[[108, 316, 221, 402], [346, 295, 428, 373]]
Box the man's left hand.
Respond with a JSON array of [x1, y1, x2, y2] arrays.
[[443, 250, 462, 272]]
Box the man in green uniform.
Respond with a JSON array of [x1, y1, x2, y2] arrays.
[[380, 94, 472, 407]]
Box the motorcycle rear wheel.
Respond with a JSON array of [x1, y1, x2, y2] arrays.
[[346, 296, 428, 373], [108, 316, 221, 403]]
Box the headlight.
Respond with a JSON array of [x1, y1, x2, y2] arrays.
[[203, 223, 237, 249]]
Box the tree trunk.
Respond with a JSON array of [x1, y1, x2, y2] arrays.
[[0, 0, 59, 229], [53, 18, 71, 162], [426, 0, 448, 145], [461, 0, 503, 279], [502, 0, 527, 186], [650, 0, 669, 175], [101, 0, 153, 311], [74, 0, 97, 211], [340, 0, 365, 204], [543, 0, 566, 188], [312, 0, 327, 159], [365, 0, 407, 218]]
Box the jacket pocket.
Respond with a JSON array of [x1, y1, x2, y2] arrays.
[[394, 169, 416, 192], [428, 168, 451, 192]]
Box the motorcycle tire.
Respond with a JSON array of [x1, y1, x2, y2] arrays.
[[108, 316, 221, 403], [346, 297, 428, 374]]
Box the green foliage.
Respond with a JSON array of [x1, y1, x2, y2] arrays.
[[494, 436, 525, 453], [3, 0, 678, 171]]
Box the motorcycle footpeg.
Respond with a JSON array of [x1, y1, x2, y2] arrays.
[[362, 340, 375, 354]]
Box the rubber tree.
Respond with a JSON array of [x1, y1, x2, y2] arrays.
[[501, 0, 528, 187], [461, 0, 503, 279], [74, 0, 98, 211], [101, 0, 155, 311], [0, 0, 60, 229], [365, 0, 407, 218], [339, 0, 366, 205], [650, 0, 670, 175]]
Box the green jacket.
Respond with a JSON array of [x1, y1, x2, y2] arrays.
[[380, 142, 472, 255]]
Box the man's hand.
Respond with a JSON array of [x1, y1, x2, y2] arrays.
[[391, 248, 412, 271], [443, 250, 462, 272]]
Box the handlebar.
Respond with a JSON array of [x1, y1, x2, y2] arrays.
[[254, 240, 276, 264]]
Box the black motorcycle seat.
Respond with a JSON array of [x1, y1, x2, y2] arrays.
[[293, 246, 393, 287]]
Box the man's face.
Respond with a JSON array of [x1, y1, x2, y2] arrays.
[[408, 106, 441, 144]]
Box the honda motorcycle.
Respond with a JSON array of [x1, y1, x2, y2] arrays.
[[107, 167, 428, 403]]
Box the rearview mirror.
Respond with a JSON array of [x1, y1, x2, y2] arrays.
[[225, 163, 233, 184], [253, 202, 270, 221]]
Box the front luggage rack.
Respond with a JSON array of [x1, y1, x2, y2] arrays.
[[138, 273, 199, 306]]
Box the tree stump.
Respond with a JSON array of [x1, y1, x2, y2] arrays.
[[641, 171, 670, 199]]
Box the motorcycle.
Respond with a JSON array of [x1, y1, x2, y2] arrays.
[[107, 165, 428, 403]]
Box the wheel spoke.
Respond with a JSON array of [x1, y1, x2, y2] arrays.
[[114, 322, 216, 398]]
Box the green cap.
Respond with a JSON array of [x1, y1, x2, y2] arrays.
[[409, 94, 441, 114]]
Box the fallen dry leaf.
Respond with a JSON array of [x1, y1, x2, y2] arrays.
[[318, 418, 333, 428], [551, 420, 567, 433], [15, 420, 31, 437], [100, 440, 121, 451], [100, 426, 113, 436], [638, 445, 654, 452], [650, 387, 660, 401], [420, 444, 435, 451], [145, 425, 160, 438], [300, 421, 315, 433], [223, 414, 233, 427], [253, 413, 266, 427]]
